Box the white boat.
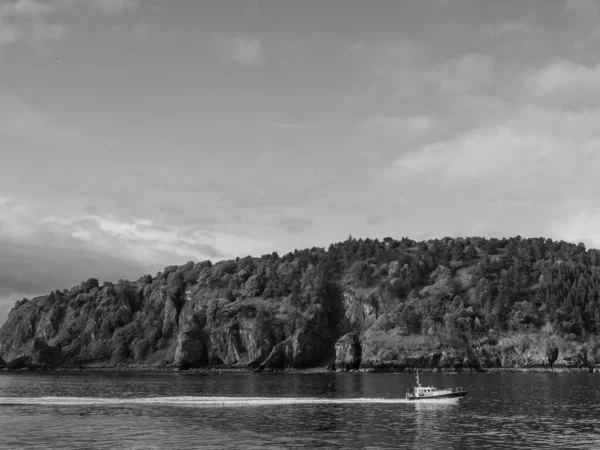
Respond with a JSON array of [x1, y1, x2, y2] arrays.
[[406, 372, 467, 401]]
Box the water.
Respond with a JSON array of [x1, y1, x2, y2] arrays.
[[0, 371, 599, 449]]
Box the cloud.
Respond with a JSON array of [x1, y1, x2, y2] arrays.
[[217, 35, 264, 66], [39, 214, 234, 264], [0, 94, 82, 142], [0, 0, 141, 48], [344, 31, 600, 245], [348, 43, 496, 108], [527, 60, 600, 99], [425, 54, 496, 95], [29, 19, 66, 44], [363, 114, 437, 136], [484, 21, 535, 38], [217, 175, 328, 211], [347, 114, 441, 166], [0, 0, 64, 48], [131, 22, 150, 42], [0, 0, 54, 19], [0, 197, 151, 292], [106, 20, 153, 43], [56, 0, 140, 14], [346, 40, 427, 100], [0, 195, 269, 274], [275, 122, 319, 129], [0, 22, 20, 46], [387, 103, 600, 183], [89, 0, 139, 14], [548, 209, 600, 251], [389, 126, 560, 182], [277, 218, 315, 235], [374, 97, 600, 245], [449, 95, 509, 124], [564, 0, 598, 21], [347, 40, 424, 64]]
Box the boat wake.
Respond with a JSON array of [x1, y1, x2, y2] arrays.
[[0, 396, 463, 407], [0, 396, 407, 407]]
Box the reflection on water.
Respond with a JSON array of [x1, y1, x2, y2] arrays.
[[0, 372, 599, 449]]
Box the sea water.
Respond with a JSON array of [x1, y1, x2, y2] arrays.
[[0, 371, 598, 449]]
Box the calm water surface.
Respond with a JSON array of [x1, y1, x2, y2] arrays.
[[0, 371, 599, 449]]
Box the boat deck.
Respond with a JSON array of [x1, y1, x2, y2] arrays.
[[405, 373, 467, 401]]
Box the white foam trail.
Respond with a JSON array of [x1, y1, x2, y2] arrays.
[[0, 396, 464, 407], [0, 396, 416, 407], [411, 398, 461, 405]]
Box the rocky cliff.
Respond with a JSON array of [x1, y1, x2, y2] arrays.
[[2, 236, 600, 371], [0, 258, 343, 370], [337, 328, 600, 372]]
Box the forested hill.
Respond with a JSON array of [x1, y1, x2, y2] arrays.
[[2, 235, 600, 372]]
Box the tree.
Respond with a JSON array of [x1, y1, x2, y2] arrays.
[[576, 346, 600, 373], [224, 289, 235, 302], [348, 261, 373, 286], [81, 278, 99, 292], [243, 274, 265, 297], [262, 267, 281, 298], [464, 244, 478, 260], [167, 272, 184, 298], [451, 240, 465, 261], [546, 343, 559, 371]]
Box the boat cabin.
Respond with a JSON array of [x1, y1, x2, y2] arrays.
[[413, 386, 438, 397]]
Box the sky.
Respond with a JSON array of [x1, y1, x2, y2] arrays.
[[1, 0, 600, 322]]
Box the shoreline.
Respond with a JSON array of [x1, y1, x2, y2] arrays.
[[1, 364, 598, 374]]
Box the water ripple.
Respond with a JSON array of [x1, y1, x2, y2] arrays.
[[0, 372, 599, 449]]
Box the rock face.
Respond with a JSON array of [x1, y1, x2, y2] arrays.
[[6, 356, 29, 370], [1, 283, 596, 371], [331, 331, 597, 372], [335, 332, 361, 371], [27, 337, 62, 367], [173, 311, 209, 369], [341, 292, 378, 331], [258, 305, 333, 370], [0, 298, 41, 363], [0, 265, 340, 370], [3, 338, 61, 370], [3, 236, 600, 372]]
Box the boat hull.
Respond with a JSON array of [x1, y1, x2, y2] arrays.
[[406, 391, 467, 401]]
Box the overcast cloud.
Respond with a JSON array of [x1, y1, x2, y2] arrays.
[[0, 0, 598, 323]]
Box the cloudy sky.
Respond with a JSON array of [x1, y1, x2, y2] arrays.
[[1, 0, 599, 322]]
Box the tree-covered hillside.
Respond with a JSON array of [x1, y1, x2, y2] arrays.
[[2, 235, 600, 371]]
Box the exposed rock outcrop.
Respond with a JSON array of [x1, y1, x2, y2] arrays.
[[27, 337, 61, 367], [0, 298, 41, 363], [331, 330, 599, 372], [335, 332, 361, 371], [341, 292, 378, 331], [6, 356, 29, 370], [258, 305, 333, 370], [3, 338, 61, 370], [173, 311, 209, 369]]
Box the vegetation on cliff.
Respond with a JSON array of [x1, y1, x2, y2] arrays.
[[2, 235, 600, 371]]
